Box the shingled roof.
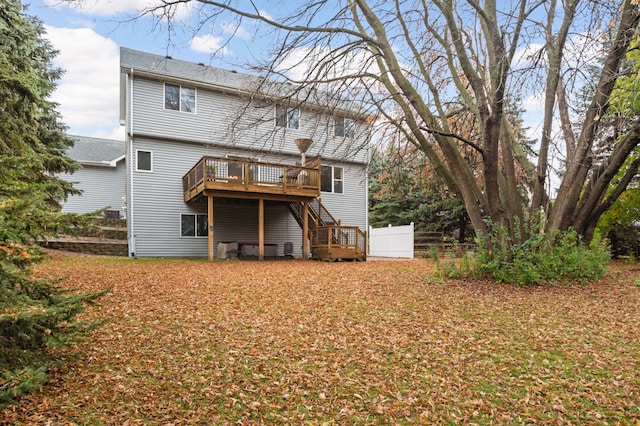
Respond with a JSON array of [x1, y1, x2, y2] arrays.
[[67, 135, 125, 167], [120, 47, 366, 118], [120, 47, 257, 93]]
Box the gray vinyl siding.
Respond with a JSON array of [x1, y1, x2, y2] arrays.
[[130, 77, 368, 164], [125, 68, 368, 258], [319, 163, 368, 230], [128, 138, 307, 257], [128, 137, 207, 257], [60, 161, 126, 215]]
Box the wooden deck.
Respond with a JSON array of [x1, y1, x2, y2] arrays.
[[183, 156, 365, 261], [183, 156, 321, 203]]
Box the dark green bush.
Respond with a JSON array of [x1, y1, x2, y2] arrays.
[[441, 226, 610, 285]]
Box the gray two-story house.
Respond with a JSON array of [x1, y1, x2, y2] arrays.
[[60, 135, 126, 216], [120, 48, 369, 260]]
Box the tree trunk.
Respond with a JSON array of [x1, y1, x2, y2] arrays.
[[547, 1, 640, 234], [532, 0, 577, 213], [573, 121, 640, 234], [500, 118, 527, 243]]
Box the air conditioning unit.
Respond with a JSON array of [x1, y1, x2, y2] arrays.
[[104, 210, 120, 219]]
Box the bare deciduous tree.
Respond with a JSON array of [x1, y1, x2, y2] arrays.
[[139, 0, 640, 251]]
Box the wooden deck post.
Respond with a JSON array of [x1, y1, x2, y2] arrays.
[[259, 198, 264, 261], [303, 202, 309, 260], [208, 195, 214, 261]]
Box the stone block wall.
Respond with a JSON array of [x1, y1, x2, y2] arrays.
[[39, 215, 128, 257]]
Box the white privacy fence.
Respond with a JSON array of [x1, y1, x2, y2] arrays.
[[368, 223, 414, 258]]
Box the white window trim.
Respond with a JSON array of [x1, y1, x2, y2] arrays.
[[333, 166, 344, 194], [275, 104, 300, 129], [135, 149, 153, 173], [180, 213, 208, 238], [335, 116, 356, 138], [321, 165, 345, 195], [164, 82, 197, 114]]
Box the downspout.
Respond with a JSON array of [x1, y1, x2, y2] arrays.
[[128, 68, 136, 257], [365, 157, 369, 257]]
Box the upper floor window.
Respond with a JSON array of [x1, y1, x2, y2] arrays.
[[321, 165, 344, 194], [335, 116, 355, 138], [136, 150, 152, 172], [275, 104, 299, 129], [164, 83, 196, 113]]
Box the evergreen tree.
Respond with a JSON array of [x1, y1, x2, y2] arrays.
[[369, 142, 471, 240], [0, 0, 104, 405]]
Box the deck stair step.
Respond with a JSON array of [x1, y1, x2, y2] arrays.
[[288, 199, 366, 261]]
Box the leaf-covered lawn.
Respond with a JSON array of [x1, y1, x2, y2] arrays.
[[4, 255, 640, 424]]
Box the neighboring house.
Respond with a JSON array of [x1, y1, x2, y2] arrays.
[[60, 135, 126, 217], [120, 47, 369, 260]]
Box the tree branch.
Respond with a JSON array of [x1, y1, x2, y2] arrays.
[[419, 126, 485, 155]]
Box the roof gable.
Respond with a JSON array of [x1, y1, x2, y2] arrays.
[[120, 47, 261, 93], [68, 135, 125, 167]]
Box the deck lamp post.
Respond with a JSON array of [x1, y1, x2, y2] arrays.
[[294, 138, 314, 260], [294, 138, 313, 166]]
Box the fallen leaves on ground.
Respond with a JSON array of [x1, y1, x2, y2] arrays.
[[3, 255, 640, 424]]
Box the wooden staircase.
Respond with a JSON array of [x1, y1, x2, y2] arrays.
[[288, 199, 366, 261]]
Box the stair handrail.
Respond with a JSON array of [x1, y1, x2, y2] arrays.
[[288, 200, 367, 260], [311, 198, 340, 226]]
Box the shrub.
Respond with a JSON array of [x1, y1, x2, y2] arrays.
[[440, 226, 610, 285]]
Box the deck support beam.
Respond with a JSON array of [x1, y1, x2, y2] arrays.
[[303, 202, 309, 260], [207, 195, 214, 261], [259, 198, 264, 261]]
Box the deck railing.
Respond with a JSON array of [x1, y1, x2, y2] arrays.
[[310, 225, 367, 260], [183, 156, 321, 201]]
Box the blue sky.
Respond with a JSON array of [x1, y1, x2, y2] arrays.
[[27, 0, 548, 145]]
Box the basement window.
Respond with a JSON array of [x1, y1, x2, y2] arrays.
[[181, 214, 208, 237]]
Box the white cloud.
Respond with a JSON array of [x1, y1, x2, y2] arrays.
[[257, 10, 274, 21], [513, 42, 545, 69], [189, 34, 231, 55], [522, 91, 545, 112], [221, 22, 251, 39], [274, 47, 314, 82], [563, 31, 603, 70], [44, 25, 121, 137], [275, 46, 376, 81], [44, 0, 194, 20], [91, 126, 126, 141]]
